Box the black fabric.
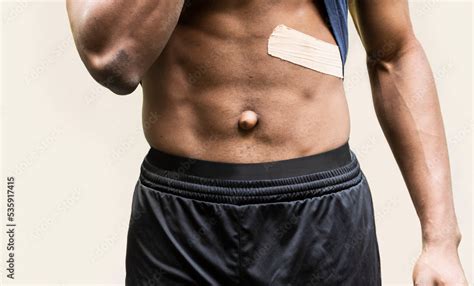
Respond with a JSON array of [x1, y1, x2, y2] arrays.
[[125, 145, 382, 285], [145, 142, 351, 181]]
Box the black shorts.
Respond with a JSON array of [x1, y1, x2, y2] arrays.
[[125, 142, 382, 286]]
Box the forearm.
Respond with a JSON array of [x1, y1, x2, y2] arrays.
[[66, 0, 184, 94], [367, 38, 461, 248]]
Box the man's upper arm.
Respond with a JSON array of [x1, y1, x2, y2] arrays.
[[349, 0, 417, 62], [66, 0, 185, 95]]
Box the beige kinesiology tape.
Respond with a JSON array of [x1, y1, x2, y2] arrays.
[[267, 24, 343, 78]]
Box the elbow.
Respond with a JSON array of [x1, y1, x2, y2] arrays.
[[86, 49, 141, 95], [366, 35, 422, 73]]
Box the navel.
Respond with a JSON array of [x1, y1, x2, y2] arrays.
[[238, 110, 259, 130]]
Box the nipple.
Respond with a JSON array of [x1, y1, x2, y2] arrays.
[[238, 110, 259, 130]]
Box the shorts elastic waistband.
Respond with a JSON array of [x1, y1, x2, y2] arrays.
[[139, 142, 363, 205], [145, 142, 352, 180]]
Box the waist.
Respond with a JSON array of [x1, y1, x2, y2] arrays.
[[139, 141, 363, 204], [146, 141, 351, 179]]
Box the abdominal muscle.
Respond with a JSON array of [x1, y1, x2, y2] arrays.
[[140, 0, 350, 163]]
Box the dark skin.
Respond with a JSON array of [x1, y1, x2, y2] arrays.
[[66, 0, 349, 162], [67, 0, 467, 284]]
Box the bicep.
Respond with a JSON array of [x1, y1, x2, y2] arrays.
[[349, 0, 416, 60]]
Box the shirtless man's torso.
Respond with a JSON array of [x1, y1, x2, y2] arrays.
[[142, 0, 349, 162]]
